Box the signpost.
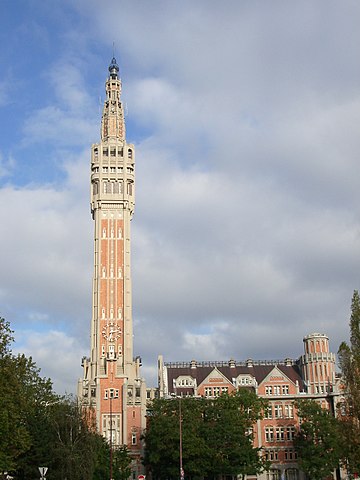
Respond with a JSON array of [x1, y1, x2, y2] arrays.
[[38, 467, 48, 480]]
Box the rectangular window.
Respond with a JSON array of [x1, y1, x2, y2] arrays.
[[273, 385, 281, 395], [286, 426, 296, 441], [282, 385, 289, 395], [274, 404, 283, 418], [265, 427, 274, 442], [132, 432, 137, 445], [265, 405, 273, 419], [204, 387, 212, 397], [268, 450, 278, 461], [284, 404, 294, 418], [265, 386, 272, 395], [276, 427, 284, 442]]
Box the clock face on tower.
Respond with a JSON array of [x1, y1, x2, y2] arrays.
[[102, 322, 121, 342]]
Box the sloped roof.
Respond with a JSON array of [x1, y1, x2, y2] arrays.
[[164, 361, 305, 394]]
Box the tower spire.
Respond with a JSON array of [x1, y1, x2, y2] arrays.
[[78, 57, 146, 477], [101, 57, 125, 142], [108, 56, 119, 79]]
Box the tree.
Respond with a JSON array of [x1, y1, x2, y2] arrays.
[[143, 390, 269, 480], [338, 290, 360, 476], [112, 446, 133, 480], [144, 396, 209, 480], [294, 399, 342, 480], [0, 316, 111, 479], [0, 318, 32, 471], [203, 390, 269, 479]]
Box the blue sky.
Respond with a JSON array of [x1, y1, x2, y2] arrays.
[[1, 0, 360, 393]]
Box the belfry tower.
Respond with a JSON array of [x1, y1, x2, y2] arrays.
[[78, 57, 146, 472]]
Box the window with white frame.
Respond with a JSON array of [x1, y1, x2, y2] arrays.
[[265, 427, 274, 442], [275, 427, 284, 442], [265, 386, 272, 395], [273, 385, 281, 395], [267, 450, 278, 461], [265, 405, 273, 419], [213, 387, 221, 397], [286, 426, 296, 441], [267, 469, 281, 480], [204, 387, 212, 397], [274, 404, 283, 418], [284, 404, 294, 418], [282, 384, 289, 395]]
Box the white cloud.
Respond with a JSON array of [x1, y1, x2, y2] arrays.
[[14, 329, 83, 394], [2, 0, 360, 390]]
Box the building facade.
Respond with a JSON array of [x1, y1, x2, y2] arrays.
[[77, 58, 147, 476], [158, 332, 341, 480]]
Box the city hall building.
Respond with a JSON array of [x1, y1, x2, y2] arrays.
[[77, 58, 342, 480], [158, 332, 341, 480], [77, 57, 147, 477]]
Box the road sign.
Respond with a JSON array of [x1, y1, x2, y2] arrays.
[[38, 467, 48, 477]]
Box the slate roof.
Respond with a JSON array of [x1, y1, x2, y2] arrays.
[[165, 360, 305, 394]]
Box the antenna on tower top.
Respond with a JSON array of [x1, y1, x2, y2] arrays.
[[112, 41, 116, 59], [98, 96, 102, 115]]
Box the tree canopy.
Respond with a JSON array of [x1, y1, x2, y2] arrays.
[[338, 290, 360, 476], [0, 316, 131, 480], [144, 389, 269, 480], [294, 399, 342, 480]]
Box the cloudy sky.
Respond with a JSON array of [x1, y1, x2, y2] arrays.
[[1, 0, 360, 393]]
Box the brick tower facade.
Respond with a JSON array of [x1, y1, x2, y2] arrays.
[[78, 57, 146, 476]]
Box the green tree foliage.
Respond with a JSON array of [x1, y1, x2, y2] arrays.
[[0, 318, 32, 471], [144, 390, 269, 480], [144, 396, 209, 480], [204, 390, 269, 479], [112, 446, 133, 480], [294, 399, 342, 480], [338, 290, 360, 476], [0, 316, 117, 479], [92, 440, 132, 480]]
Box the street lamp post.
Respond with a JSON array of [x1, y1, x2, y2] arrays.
[[172, 382, 185, 480], [179, 397, 184, 480], [109, 391, 113, 480]]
